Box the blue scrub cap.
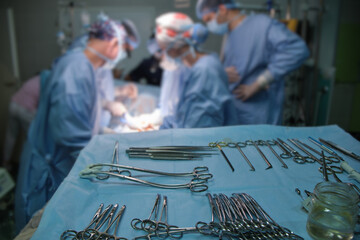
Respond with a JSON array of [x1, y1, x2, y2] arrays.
[[196, 0, 241, 19], [189, 23, 208, 46], [67, 34, 88, 51], [89, 17, 121, 41], [122, 19, 141, 49], [88, 14, 140, 49]]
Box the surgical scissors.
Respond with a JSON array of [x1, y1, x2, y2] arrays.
[[227, 142, 256, 171], [277, 138, 313, 164]]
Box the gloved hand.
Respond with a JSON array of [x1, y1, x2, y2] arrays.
[[225, 66, 241, 83], [115, 83, 138, 101], [124, 113, 157, 131], [233, 81, 262, 101], [233, 70, 273, 101], [138, 109, 163, 126], [103, 101, 127, 116]]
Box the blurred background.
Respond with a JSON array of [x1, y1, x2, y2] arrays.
[[0, 0, 359, 238]]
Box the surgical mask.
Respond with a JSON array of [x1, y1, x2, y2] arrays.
[[87, 46, 127, 70], [160, 46, 194, 71], [88, 21, 128, 70], [207, 12, 242, 35], [160, 53, 182, 71]]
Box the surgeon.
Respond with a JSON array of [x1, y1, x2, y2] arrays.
[[68, 24, 140, 132], [15, 15, 139, 231], [137, 23, 210, 129], [196, 0, 310, 125], [155, 12, 238, 129]]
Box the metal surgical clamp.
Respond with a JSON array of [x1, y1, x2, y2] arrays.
[[80, 163, 212, 192], [297, 139, 340, 164], [247, 140, 272, 170], [262, 140, 288, 168], [227, 142, 255, 171], [209, 142, 235, 172], [288, 139, 320, 164], [273, 140, 292, 159], [277, 138, 312, 164]]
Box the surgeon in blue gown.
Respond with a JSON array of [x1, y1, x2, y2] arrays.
[[15, 15, 139, 231], [155, 12, 238, 129], [196, 0, 310, 125], [68, 30, 139, 132]]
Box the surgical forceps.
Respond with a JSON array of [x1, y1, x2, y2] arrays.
[[319, 138, 360, 161], [288, 139, 321, 164], [227, 142, 256, 171], [209, 141, 235, 172], [79, 163, 212, 192], [308, 137, 344, 162], [274, 140, 292, 159], [296, 139, 340, 164], [277, 138, 313, 164], [246, 140, 272, 169], [127, 146, 215, 160]]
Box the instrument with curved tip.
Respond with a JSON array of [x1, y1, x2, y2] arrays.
[[80, 163, 212, 192], [263, 140, 288, 168], [251, 140, 273, 170], [227, 142, 255, 171], [209, 141, 234, 172]]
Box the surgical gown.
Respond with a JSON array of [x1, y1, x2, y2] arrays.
[[223, 14, 309, 125], [96, 68, 115, 129], [161, 54, 238, 128], [68, 36, 114, 130], [15, 50, 100, 232], [159, 68, 182, 117]]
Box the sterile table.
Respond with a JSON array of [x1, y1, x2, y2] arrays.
[[30, 125, 360, 239]]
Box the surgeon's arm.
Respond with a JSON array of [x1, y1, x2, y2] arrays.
[[235, 20, 309, 101], [50, 93, 95, 153], [266, 19, 310, 81]]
